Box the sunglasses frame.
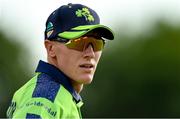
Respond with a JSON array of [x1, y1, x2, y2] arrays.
[[51, 36, 106, 51]]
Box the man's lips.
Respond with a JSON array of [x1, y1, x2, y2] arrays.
[[79, 63, 94, 69]]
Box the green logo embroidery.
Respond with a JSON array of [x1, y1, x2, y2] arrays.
[[75, 8, 94, 22], [46, 22, 54, 38], [46, 22, 53, 32]]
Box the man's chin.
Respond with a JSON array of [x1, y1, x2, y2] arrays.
[[79, 75, 94, 84]]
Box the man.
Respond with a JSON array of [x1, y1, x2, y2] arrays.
[[7, 3, 114, 118]]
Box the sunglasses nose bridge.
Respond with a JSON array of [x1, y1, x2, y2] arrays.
[[83, 40, 95, 51]]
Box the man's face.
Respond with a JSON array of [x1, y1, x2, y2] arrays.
[[52, 37, 102, 84]]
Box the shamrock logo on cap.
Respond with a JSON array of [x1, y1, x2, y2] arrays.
[[46, 22, 54, 38], [76, 8, 95, 22]]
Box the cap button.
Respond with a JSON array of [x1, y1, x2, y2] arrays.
[[68, 3, 72, 8]]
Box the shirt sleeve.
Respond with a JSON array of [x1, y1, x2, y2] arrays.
[[7, 98, 59, 119]]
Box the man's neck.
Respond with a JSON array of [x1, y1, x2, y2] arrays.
[[71, 81, 83, 94]]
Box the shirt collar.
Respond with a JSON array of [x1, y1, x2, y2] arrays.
[[35, 60, 82, 103]]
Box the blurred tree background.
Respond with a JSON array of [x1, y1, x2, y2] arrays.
[[0, 31, 32, 117], [0, 20, 180, 117]]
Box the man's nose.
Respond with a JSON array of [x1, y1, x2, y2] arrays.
[[83, 43, 95, 59]]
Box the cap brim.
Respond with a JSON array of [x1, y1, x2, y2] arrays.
[[58, 25, 114, 40]]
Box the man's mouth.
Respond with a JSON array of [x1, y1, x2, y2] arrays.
[[79, 64, 94, 69]]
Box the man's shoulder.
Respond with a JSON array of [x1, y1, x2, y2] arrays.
[[31, 73, 61, 102], [13, 73, 38, 102], [8, 73, 78, 118], [13, 73, 72, 104], [36, 73, 75, 105]]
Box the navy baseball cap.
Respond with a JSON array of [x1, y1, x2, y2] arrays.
[[45, 3, 114, 40]]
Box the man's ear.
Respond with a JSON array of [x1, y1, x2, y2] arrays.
[[44, 40, 56, 58]]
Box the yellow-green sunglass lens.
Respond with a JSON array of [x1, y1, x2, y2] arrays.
[[65, 37, 104, 51]]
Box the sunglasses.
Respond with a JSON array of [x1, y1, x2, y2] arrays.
[[52, 36, 105, 51]]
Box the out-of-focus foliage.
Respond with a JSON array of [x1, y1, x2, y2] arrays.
[[0, 31, 31, 117], [82, 22, 180, 117]]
